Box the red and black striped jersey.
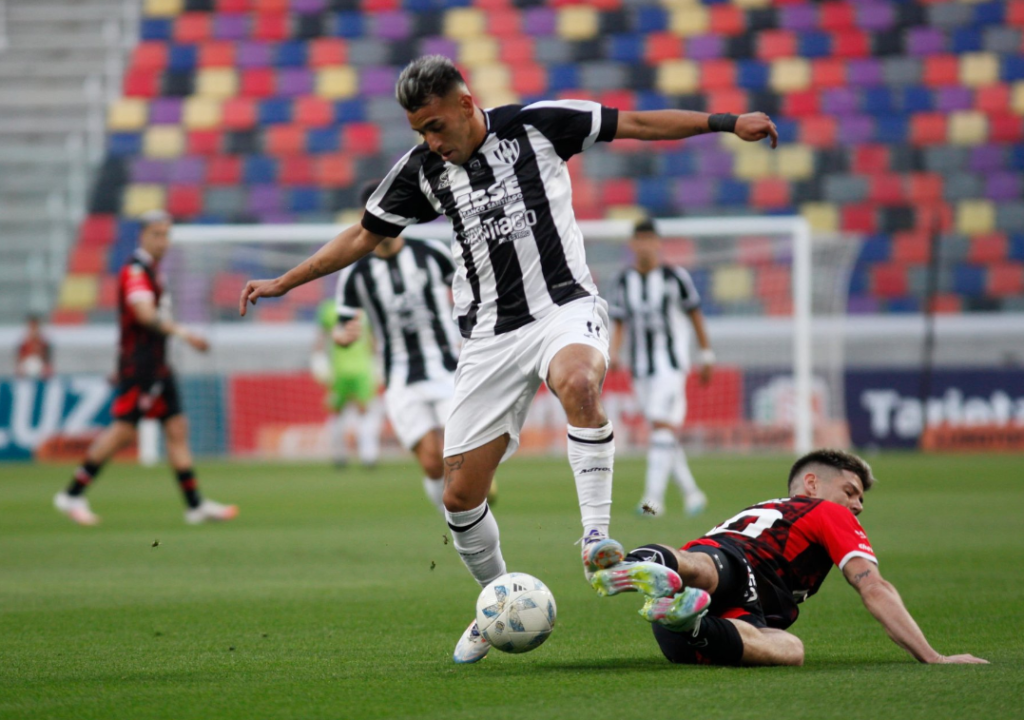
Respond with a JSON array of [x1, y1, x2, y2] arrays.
[[684, 496, 877, 629], [117, 249, 169, 382]]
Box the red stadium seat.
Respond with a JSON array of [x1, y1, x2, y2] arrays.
[[908, 173, 944, 203], [342, 124, 380, 155], [913, 203, 954, 233], [600, 179, 636, 207], [50, 310, 87, 326], [240, 68, 275, 98], [910, 113, 948, 146], [1009, 1, 1024, 27], [123, 69, 161, 98], [131, 42, 168, 71], [255, 0, 288, 11], [487, 9, 521, 37], [98, 276, 118, 310], [78, 214, 116, 247], [279, 156, 314, 185], [799, 116, 837, 147], [757, 30, 796, 60], [308, 39, 346, 67], [700, 59, 736, 91], [252, 13, 288, 41], [222, 97, 257, 128], [500, 37, 533, 64], [852, 145, 890, 174], [871, 263, 908, 297], [175, 12, 213, 42], [819, 2, 856, 31], [167, 185, 203, 217], [811, 58, 846, 89], [923, 56, 959, 87], [212, 272, 248, 309], [477, 0, 513, 8], [987, 263, 1024, 296], [968, 233, 1008, 263], [511, 64, 546, 95], [891, 232, 931, 263], [68, 244, 106, 274], [599, 90, 634, 111], [975, 84, 1010, 113], [217, 0, 249, 10], [265, 125, 305, 156], [199, 41, 236, 67], [782, 90, 819, 117], [989, 114, 1024, 143], [294, 97, 332, 127], [831, 30, 869, 58], [756, 265, 790, 300], [928, 294, 962, 314], [706, 89, 748, 114], [187, 130, 222, 155], [709, 5, 745, 36], [206, 155, 243, 185], [645, 33, 683, 64], [751, 178, 791, 209], [842, 203, 878, 233], [868, 174, 907, 205], [363, 0, 400, 10], [314, 153, 353, 187]]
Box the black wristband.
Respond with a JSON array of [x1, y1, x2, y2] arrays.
[[708, 113, 739, 133]]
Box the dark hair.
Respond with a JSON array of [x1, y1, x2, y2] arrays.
[[359, 179, 382, 207], [788, 449, 876, 493], [634, 218, 657, 236], [395, 55, 467, 112]]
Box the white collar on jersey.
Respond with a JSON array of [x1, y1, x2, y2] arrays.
[[133, 248, 155, 268]]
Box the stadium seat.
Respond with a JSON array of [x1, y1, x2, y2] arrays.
[[669, 7, 710, 38], [871, 263, 908, 298], [558, 6, 599, 40], [57, 275, 99, 312], [198, 41, 235, 68], [145, 0, 183, 18], [124, 69, 162, 98], [183, 97, 221, 129], [175, 12, 212, 43], [240, 68, 277, 97], [167, 185, 203, 217], [222, 98, 258, 129], [265, 125, 305, 155], [957, 200, 996, 234], [108, 99, 150, 131], [123, 184, 167, 215], [656, 60, 699, 94], [712, 265, 753, 303], [987, 263, 1024, 296], [315, 154, 354, 187], [196, 68, 238, 97]]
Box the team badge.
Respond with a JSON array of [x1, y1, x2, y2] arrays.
[[495, 138, 520, 165], [436, 169, 451, 190]]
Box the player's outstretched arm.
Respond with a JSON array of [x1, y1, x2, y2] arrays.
[[239, 222, 386, 316], [843, 557, 988, 664], [615, 110, 778, 148]]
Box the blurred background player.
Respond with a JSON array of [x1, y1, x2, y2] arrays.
[[609, 220, 715, 518], [313, 297, 382, 468], [14, 314, 53, 379], [54, 210, 237, 526], [330, 181, 463, 511]]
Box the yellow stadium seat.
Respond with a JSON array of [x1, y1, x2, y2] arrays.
[[956, 200, 995, 235], [471, 65, 511, 93], [801, 202, 839, 233], [144, 0, 182, 17], [335, 209, 363, 226], [475, 87, 519, 109], [959, 53, 999, 88], [183, 98, 222, 129], [733, 146, 772, 180], [770, 58, 811, 93], [732, 0, 770, 7], [444, 8, 485, 40], [656, 60, 699, 95], [948, 111, 988, 145], [459, 37, 499, 67], [58, 275, 99, 311], [196, 68, 238, 98], [107, 99, 148, 131], [123, 185, 167, 216], [607, 206, 648, 223], [774, 145, 814, 180], [1012, 82, 1024, 115], [669, 7, 710, 37], [713, 265, 754, 302], [558, 6, 599, 40], [316, 67, 357, 99], [142, 126, 184, 158], [660, 0, 700, 9]]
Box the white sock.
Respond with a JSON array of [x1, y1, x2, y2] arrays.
[[357, 401, 382, 465], [445, 501, 506, 587], [567, 422, 614, 538], [330, 413, 348, 464], [422, 476, 445, 514], [672, 445, 701, 496], [643, 428, 676, 511]]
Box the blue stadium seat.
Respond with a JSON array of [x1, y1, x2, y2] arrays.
[[276, 41, 309, 68], [331, 12, 365, 39], [307, 128, 339, 153], [951, 28, 983, 54], [736, 61, 769, 90], [140, 18, 172, 42], [547, 64, 580, 92], [1001, 56, 1024, 81], [863, 87, 896, 116], [636, 177, 672, 213], [774, 118, 799, 144], [636, 91, 671, 111], [1008, 234, 1024, 262], [974, 1, 1006, 26], [953, 263, 987, 296], [717, 179, 749, 206], [168, 44, 198, 71], [244, 156, 278, 184], [874, 115, 909, 144], [798, 32, 831, 59], [288, 187, 323, 213], [108, 133, 142, 157], [885, 297, 920, 314], [657, 151, 696, 177], [859, 234, 892, 262], [258, 98, 292, 125], [635, 7, 668, 34], [900, 87, 934, 113], [334, 99, 365, 124], [608, 34, 645, 63]]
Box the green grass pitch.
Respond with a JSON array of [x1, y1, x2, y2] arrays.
[[2, 453, 1022, 720]]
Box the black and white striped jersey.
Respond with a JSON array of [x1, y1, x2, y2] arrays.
[[361, 100, 619, 340], [608, 265, 702, 377], [336, 238, 460, 389]]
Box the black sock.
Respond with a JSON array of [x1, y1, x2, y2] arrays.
[[626, 544, 680, 572], [176, 468, 202, 509], [67, 461, 102, 497], [687, 615, 745, 666]]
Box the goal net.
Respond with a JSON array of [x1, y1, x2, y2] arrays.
[[161, 217, 857, 460]]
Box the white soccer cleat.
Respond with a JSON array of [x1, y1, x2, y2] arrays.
[[185, 499, 239, 525], [591, 561, 684, 599], [453, 618, 490, 664], [53, 491, 100, 526], [685, 490, 708, 517], [581, 530, 625, 581]]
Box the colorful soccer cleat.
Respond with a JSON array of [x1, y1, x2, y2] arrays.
[[53, 492, 100, 526], [581, 531, 624, 580], [640, 588, 712, 633], [184, 499, 239, 525], [590, 561, 684, 599], [453, 619, 491, 664]]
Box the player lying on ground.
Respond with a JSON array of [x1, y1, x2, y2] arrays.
[[239, 55, 778, 664], [55, 210, 237, 526], [587, 449, 987, 666]]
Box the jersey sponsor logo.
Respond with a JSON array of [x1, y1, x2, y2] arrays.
[[454, 175, 524, 219], [493, 138, 520, 166], [460, 208, 538, 247]]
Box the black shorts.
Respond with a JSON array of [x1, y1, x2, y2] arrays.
[[682, 541, 767, 629], [111, 374, 182, 425]]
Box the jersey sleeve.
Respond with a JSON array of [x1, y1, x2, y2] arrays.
[[518, 100, 619, 161], [607, 272, 628, 320], [361, 147, 440, 238], [123, 264, 156, 305], [421, 238, 456, 286], [334, 266, 362, 321], [668, 266, 701, 311], [808, 502, 878, 571]]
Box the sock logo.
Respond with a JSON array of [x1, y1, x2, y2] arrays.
[[579, 467, 611, 473]]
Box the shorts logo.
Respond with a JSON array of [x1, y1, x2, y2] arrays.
[[494, 139, 520, 166]]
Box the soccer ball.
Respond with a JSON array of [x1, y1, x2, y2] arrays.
[[475, 572, 557, 654]]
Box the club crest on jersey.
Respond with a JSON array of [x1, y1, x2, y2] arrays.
[[436, 169, 452, 190], [494, 139, 520, 166]]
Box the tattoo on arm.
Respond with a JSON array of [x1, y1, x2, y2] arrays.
[[853, 569, 873, 585]]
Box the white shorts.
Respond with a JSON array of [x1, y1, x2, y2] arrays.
[[444, 296, 611, 461], [385, 375, 455, 450], [634, 371, 687, 427]]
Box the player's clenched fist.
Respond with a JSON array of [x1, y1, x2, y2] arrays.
[[735, 112, 779, 148], [239, 278, 287, 316]]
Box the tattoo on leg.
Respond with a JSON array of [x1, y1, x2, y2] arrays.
[[444, 454, 465, 484]]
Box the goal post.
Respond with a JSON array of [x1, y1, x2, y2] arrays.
[[164, 216, 853, 460]]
